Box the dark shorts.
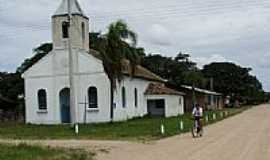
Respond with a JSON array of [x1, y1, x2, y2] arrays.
[[194, 116, 201, 121]]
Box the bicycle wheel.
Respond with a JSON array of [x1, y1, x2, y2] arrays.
[[191, 126, 198, 138]]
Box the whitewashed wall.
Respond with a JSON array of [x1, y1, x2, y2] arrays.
[[165, 95, 184, 117], [23, 49, 111, 124], [113, 77, 154, 122], [145, 95, 184, 117], [76, 52, 111, 123]]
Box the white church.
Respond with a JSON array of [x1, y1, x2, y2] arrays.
[[22, 0, 185, 124]]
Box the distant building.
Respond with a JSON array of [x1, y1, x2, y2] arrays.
[[22, 0, 184, 124], [179, 85, 224, 112]]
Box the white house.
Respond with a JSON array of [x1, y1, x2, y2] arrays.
[[22, 0, 185, 124]]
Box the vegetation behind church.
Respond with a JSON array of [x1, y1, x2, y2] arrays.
[[0, 21, 268, 121]]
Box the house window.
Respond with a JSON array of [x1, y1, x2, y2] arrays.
[[134, 88, 138, 107], [208, 95, 211, 105], [38, 89, 47, 110], [81, 22, 85, 43], [179, 98, 182, 105], [62, 21, 69, 38], [122, 87, 126, 108], [88, 87, 98, 108]]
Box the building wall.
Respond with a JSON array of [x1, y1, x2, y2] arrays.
[[165, 95, 184, 117], [183, 90, 224, 112], [25, 77, 57, 124], [23, 49, 111, 124], [113, 77, 153, 121], [146, 95, 184, 117]]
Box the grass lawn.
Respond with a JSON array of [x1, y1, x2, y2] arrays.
[[0, 107, 251, 141], [0, 143, 94, 160]]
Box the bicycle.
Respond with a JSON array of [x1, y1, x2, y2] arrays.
[[191, 117, 203, 138]]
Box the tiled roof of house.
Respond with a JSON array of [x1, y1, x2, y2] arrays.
[[90, 49, 166, 82], [145, 83, 185, 96], [180, 85, 222, 96], [121, 60, 166, 82]]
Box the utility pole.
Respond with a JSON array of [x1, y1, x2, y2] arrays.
[[192, 82, 196, 108], [210, 77, 214, 109], [67, 0, 77, 127]]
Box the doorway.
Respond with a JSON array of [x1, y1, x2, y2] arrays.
[[59, 88, 71, 123], [147, 99, 165, 116]]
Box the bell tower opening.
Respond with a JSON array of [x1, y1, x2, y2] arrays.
[[82, 22, 85, 44], [62, 21, 69, 38]]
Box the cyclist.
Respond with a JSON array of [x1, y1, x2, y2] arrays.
[[192, 104, 203, 134]]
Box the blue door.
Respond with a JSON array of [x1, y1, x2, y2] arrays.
[[60, 88, 71, 123]]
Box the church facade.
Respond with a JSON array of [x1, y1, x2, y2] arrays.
[[22, 0, 185, 124]]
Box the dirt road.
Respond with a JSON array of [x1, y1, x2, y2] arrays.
[[1, 104, 270, 160], [96, 104, 270, 160]]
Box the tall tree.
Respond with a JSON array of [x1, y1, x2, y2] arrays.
[[96, 20, 140, 120], [141, 53, 205, 88], [202, 62, 265, 104], [0, 72, 24, 111]]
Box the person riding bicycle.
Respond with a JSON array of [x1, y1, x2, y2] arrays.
[[192, 104, 203, 133]]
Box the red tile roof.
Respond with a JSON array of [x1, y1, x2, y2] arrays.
[[145, 83, 185, 96]]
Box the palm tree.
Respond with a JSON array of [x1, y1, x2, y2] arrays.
[[97, 20, 140, 121]]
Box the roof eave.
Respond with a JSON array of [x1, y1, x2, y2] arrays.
[[52, 13, 89, 19]]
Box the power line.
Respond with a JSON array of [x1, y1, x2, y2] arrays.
[[0, 0, 269, 36], [88, 2, 270, 22], [87, 0, 269, 18]]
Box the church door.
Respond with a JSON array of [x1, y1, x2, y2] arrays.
[[60, 88, 71, 123]]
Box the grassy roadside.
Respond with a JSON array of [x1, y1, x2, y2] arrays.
[[0, 143, 94, 160], [0, 106, 251, 141]]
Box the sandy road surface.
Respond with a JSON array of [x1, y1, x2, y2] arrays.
[[1, 104, 270, 160]]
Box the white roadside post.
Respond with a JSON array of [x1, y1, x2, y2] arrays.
[[161, 123, 165, 135], [220, 112, 223, 118], [180, 120, 184, 131], [205, 115, 209, 123], [213, 113, 216, 120], [75, 124, 79, 134], [225, 111, 228, 117]]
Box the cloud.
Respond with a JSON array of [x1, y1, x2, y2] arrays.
[[146, 24, 172, 46], [257, 53, 270, 68]]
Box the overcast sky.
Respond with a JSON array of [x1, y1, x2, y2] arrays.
[[0, 0, 270, 91]]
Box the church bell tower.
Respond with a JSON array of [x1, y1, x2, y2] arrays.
[[52, 0, 89, 51]]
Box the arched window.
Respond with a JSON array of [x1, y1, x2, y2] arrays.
[[38, 89, 47, 110], [122, 87, 126, 108], [134, 88, 138, 107], [62, 21, 69, 38], [88, 87, 98, 108], [81, 22, 85, 43]]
